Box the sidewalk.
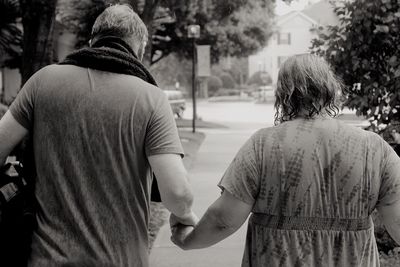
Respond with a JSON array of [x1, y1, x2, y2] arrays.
[[149, 123, 267, 267]]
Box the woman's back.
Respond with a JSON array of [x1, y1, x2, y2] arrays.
[[170, 55, 400, 266], [255, 117, 383, 218], [220, 117, 400, 266]]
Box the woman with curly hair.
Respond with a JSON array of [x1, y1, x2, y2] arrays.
[[171, 54, 400, 266]]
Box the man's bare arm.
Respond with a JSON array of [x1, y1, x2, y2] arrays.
[[148, 154, 197, 225], [377, 202, 400, 245], [172, 190, 252, 249], [0, 111, 29, 164]]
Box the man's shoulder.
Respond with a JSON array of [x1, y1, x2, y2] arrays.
[[30, 64, 83, 84], [44, 64, 163, 94], [38, 64, 76, 75], [112, 73, 165, 103]]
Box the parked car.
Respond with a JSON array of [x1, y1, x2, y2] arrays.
[[255, 85, 275, 102], [163, 90, 186, 118]]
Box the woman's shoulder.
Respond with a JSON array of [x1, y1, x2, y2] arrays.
[[335, 120, 392, 154], [252, 126, 277, 139]]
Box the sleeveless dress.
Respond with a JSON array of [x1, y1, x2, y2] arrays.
[[218, 117, 400, 266]]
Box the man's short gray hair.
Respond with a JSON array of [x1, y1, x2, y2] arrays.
[[91, 4, 148, 45]]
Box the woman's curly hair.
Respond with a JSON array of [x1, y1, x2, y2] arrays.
[[274, 54, 344, 125]]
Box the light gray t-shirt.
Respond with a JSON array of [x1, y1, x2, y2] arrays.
[[9, 65, 184, 267]]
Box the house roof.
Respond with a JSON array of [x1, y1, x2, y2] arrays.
[[302, 0, 339, 26], [277, 10, 318, 26], [277, 0, 338, 27]]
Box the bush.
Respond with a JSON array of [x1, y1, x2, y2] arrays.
[[247, 71, 272, 86], [380, 250, 400, 267], [207, 75, 223, 96], [219, 72, 236, 89], [375, 225, 399, 254], [311, 0, 400, 131], [213, 88, 241, 97]]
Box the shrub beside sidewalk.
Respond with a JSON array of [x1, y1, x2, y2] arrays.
[[148, 130, 205, 250], [373, 211, 400, 266]]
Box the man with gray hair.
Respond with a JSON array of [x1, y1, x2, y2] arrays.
[[0, 4, 197, 266]]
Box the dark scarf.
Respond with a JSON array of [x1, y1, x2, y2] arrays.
[[59, 36, 162, 202], [59, 36, 157, 86]]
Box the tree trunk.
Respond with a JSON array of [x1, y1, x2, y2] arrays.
[[20, 0, 58, 85], [137, 0, 160, 66]]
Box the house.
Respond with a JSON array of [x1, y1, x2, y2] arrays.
[[248, 0, 339, 84]]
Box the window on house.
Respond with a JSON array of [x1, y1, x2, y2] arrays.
[[278, 56, 289, 67], [278, 32, 291, 45]]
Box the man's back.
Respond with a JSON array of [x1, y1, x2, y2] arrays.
[[9, 64, 183, 266]]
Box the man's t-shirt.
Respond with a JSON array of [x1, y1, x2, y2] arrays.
[[9, 65, 184, 267]]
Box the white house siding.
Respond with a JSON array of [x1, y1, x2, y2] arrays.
[[249, 12, 317, 84]]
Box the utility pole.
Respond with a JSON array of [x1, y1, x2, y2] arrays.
[[187, 25, 200, 133]]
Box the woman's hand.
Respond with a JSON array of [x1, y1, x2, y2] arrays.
[[170, 223, 194, 249], [169, 212, 198, 249], [169, 211, 198, 228]]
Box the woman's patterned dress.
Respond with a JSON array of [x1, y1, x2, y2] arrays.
[[219, 117, 400, 266]]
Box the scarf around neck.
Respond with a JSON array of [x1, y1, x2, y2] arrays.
[[59, 36, 157, 86]]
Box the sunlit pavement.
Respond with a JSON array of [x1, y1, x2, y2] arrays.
[[183, 99, 275, 127], [150, 100, 275, 267]]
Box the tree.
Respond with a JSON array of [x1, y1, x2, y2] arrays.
[[20, 0, 58, 84], [149, 52, 192, 90], [311, 0, 400, 131], [58, 0, 276, 66], [210, 57, 249, 85], [0, 0, 58, 85], [0, 0, 22, 69]]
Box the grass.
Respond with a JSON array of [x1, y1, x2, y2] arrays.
[[380, 250, 400, 267], [148, 130, 205, 250], [175, 118, 227, 129]]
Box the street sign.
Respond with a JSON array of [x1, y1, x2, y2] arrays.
[[197, 45, 211, 77], [188, 25, 201, 39]]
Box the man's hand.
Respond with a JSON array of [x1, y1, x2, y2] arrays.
[[169, 211, 198, 228], [170, 212, 198, 249], [171, 224, 194, 249], [169, 191, 252, 250]]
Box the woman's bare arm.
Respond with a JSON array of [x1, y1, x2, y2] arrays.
[[171, 190, 252, 249], [377, 202, 400, 245]]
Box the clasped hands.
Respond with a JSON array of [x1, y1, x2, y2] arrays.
[[169, 211, 198, 249]]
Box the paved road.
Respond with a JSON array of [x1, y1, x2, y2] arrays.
[[183, 99, 275, 126], [150, 100, 274, 267]]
